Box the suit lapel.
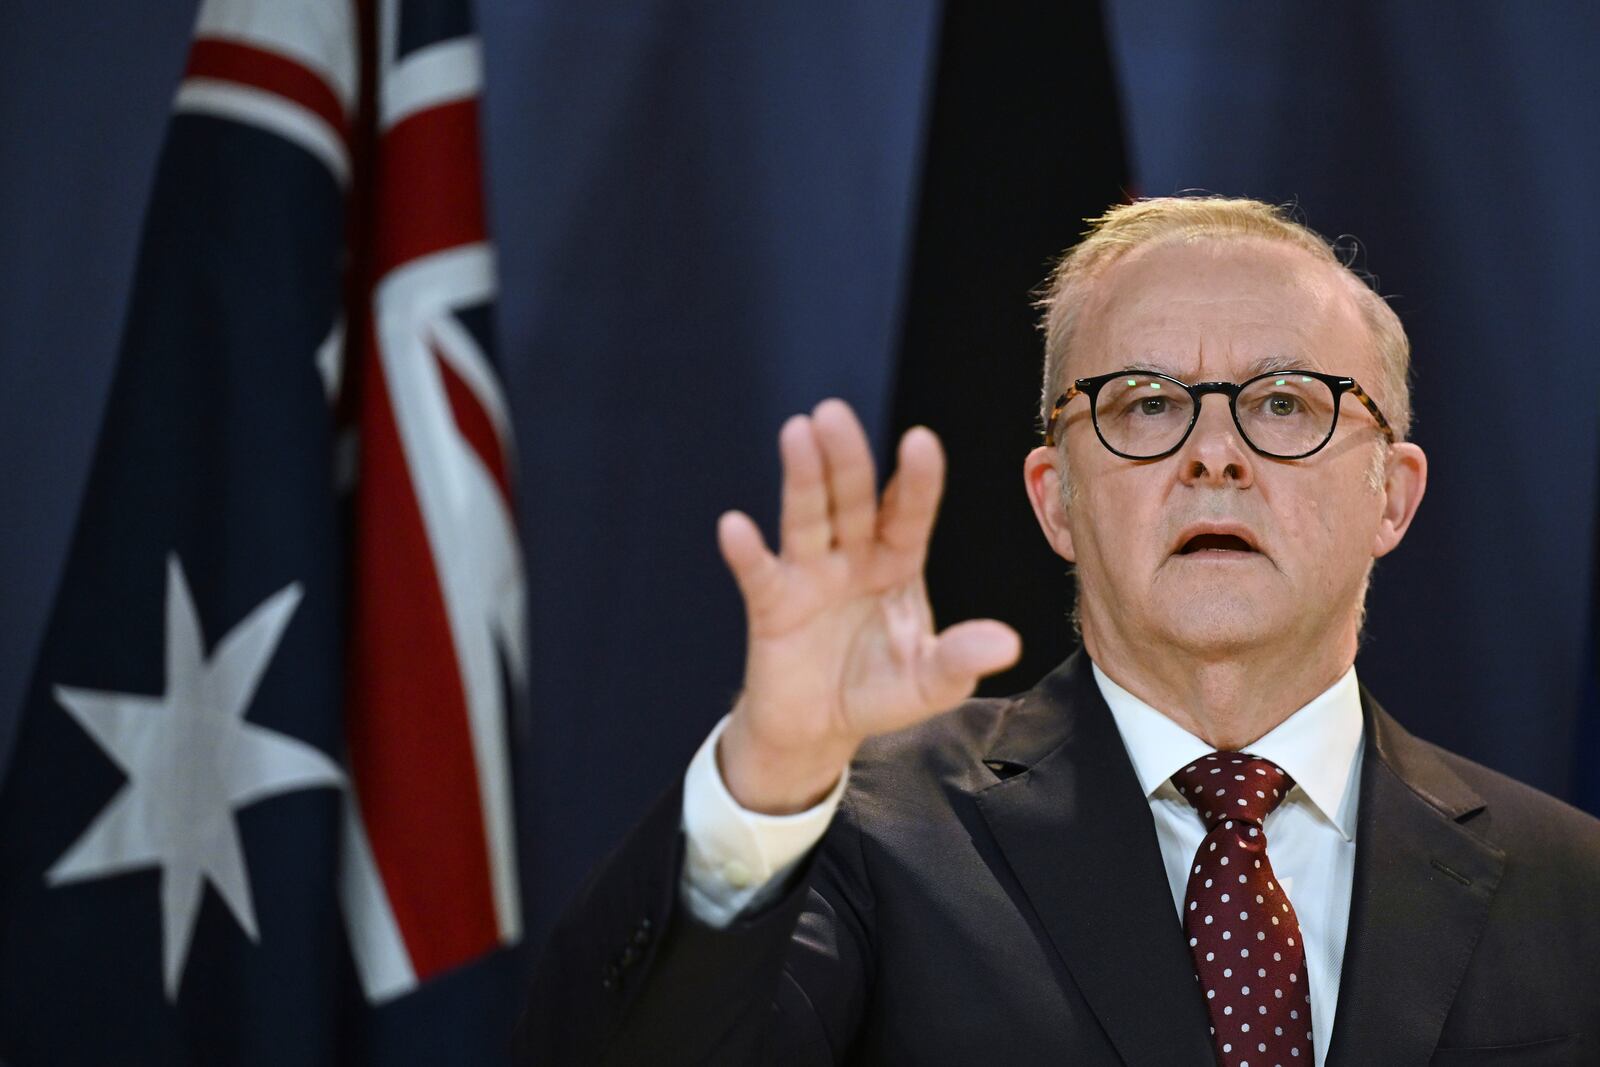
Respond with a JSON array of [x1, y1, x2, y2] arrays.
[[973, 655, 1214, 1066], [1325, 693, 1506, 1066]]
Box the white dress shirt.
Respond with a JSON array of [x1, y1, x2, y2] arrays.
[[680, 662, 1364, 1066], [1093, 663, 1364, 1067], [679, 713, 850, 927]]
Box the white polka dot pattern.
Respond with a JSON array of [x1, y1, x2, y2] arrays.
[[1171, 753, 1312, 1067]]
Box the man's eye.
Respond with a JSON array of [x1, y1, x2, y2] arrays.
[[1137, 397, 1168, 416], [1264, 394, 1300, 417]]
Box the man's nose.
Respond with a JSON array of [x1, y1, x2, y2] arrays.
[[1176, 394, 1254, 488]]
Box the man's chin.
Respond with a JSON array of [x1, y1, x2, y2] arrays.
[[1152, 597, 1278, 654]]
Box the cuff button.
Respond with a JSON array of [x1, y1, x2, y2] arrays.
[[722, 859, 753, 888]]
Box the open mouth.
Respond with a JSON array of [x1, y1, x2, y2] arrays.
[[1176, 533, 1257, 555]]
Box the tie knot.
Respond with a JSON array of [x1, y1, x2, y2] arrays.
[[1170, 752, 1293, 829]]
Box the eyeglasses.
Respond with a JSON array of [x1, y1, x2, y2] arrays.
[[1044, 368, 1396, 460]]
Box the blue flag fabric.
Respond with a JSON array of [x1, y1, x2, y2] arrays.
[[0, 0, 527, 1061], [0, 104, 349, 1060]]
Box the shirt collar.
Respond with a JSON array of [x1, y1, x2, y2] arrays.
[[1091, 660, 1364, 841]]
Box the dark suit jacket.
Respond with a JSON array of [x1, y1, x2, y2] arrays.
[[519, 653, 1600, 1064]]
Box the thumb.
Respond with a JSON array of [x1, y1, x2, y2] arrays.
[[914, 621, 1022, 711]]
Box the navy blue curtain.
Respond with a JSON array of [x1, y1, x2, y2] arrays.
[[2, 3, 1596, 1004], [477, 2, 944, 939]]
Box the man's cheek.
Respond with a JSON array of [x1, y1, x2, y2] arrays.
[[1288, 494, 1342, 555]]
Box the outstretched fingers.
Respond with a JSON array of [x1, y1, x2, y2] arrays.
[[812, 399, 878, 549], [878, 427, 945, 563], [777, 414, 831, 560], [717, 509, 781, 607]]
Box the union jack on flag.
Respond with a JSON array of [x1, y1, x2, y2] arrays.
[[0, 0, 527, 1060], [335, 0, 527, 1002]]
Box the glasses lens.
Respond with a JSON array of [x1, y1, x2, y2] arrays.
[[1092, 374, 1195, 457], [1236, 374, 1336, 457]]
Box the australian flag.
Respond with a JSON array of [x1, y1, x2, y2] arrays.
[[0, 0, 527, 1062]]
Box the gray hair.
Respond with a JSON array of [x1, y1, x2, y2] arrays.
[[1037, 196, 1413, 442]]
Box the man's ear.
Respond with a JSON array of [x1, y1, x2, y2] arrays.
[[1024, 446, 1076, 563], [1372, 441, 1427, 558]]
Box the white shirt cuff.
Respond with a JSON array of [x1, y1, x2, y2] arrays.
[[679, 714, 848, 928]]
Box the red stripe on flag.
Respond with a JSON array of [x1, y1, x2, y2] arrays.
[[434, 343, 514, 511], [346, 324, 500, 977], [185, 38, 349, 148], [372, 99, 487, 278]]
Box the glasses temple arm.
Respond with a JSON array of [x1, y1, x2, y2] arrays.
[[1044, 384, 1083, 447], [1347, 382, 1397, 443]]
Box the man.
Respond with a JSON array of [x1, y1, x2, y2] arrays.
[[518, 197, 1600, 1065]]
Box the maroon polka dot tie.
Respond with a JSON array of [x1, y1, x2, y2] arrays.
[[1170, 752, 1313, 1067]]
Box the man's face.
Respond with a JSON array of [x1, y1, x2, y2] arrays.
[[1025, 237, 1426, 658]]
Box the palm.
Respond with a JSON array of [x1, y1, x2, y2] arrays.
[[742, 530, 942, 744], [718, 400, 1021, 781]]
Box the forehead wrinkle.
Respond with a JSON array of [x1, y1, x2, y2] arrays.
[[1070, 238, 1358, 383], [1099, 308, 1322, 380], [1110, 335, 1209, 379]]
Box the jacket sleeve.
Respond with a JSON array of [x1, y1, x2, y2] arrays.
[[515, 778, 876, 1065]]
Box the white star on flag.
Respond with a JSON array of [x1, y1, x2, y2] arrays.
[[46, 554, 345, 1000]]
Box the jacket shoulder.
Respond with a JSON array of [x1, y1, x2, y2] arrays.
[[835, 696, 1029, 828], [1420, 738, 1600, 884], [852, 696, 1020, 777]]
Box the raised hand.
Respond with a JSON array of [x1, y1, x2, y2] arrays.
[[715, 399, 1022, 814]]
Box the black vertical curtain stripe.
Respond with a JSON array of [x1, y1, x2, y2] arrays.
[[889, 0, 1130, 696]]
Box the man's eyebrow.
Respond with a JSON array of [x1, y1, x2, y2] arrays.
[[1240, 353, 1311, 378]]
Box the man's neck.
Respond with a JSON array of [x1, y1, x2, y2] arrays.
[[1081, 630, 1356, 750]]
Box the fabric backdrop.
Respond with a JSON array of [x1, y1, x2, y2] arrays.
[[2, 2, 1595, 987]]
